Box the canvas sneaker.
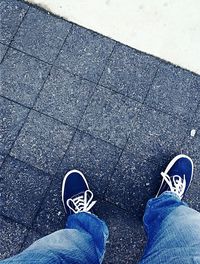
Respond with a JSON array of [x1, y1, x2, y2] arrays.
[[156, 154, 193, 199], [62, 169, 96, 215]]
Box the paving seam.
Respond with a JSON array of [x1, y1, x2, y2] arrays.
[[0, 6, 30, 64]]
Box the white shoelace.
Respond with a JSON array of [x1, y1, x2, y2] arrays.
[[161, 172, 186, 198], [67, 190, 97, 214]]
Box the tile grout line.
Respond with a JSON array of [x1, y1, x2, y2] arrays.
[[97, 41, 118, 84], [1, 75, 196, 173], [101, 101, 144, 198], [0, 5, 30, 64], [141, 62, 161, 104], [15, 24, 107, 227], [29, 23, 74, 111], [51, 42, 119, 186], [0, 213, 31, 230], [96, 194, 144, 220], [7, 45, 53, 66], [1, 50, 197, 129], [95, 46, 156, 198], [0, 45, 9, 64], [50, 42, 120, 196], [75, 42, 118, 131], [1, 22, 74, 169], [29, 23, 78, 226], [0, 78, 196, 129], [38, 43, 119, 209], [29, 131, 81, 231]]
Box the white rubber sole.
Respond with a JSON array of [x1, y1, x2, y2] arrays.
[[61, 169, 89, 212], [156, 154, 194, 197]]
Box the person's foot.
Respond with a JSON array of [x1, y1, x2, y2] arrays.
[[156, 154, 193, 199], [62, 169, 96, 215]]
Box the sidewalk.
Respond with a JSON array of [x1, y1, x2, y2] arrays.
[[0, 1, 200, 263]]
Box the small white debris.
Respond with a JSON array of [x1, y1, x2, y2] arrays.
[[107, 67, 111, 74], [57, 211, 62, 216], [145, 182, 150, 186], [190, 129, 196, 137]]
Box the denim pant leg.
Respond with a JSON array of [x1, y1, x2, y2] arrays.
[[1, 212, 109, 264], [139, 191, 200, 264]]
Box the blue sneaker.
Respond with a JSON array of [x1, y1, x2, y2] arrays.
[[156, 154, 193, 199], [62, 169, 96, 215]]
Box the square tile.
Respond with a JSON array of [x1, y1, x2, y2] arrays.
[[185, 183, 200, 213], [0, 156, 52, 226], [58, 131, 121, 194], [0, 48, 50, 107], [0, 0, 28, 45], [34, 67, 96, 127], [0, 97, 29, 156], [105, 151, 165, 218], [100, 44, 160, 102], [33, 178, 66, 236], [0, 154, 5, 167], [79, 87, 141, 148], [145, 63, 200, 121], [55, 25, 115, 82], [94, 201, 146, 264], [21, 229, 43, 251], [105, 106, 190, 215], [12, 7, 72, 63], [0, 43, 8, 62], [126, 106, 190, 156], [182, 133, 200, 185], [10, 110, 75, 174], [192, 105, 200, 129], [0, 216, 27, 260]]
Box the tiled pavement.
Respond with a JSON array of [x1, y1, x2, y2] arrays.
[[0, 0, 200, 263]]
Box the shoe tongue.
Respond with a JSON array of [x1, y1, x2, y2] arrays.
[[71, 191, 85, 200]]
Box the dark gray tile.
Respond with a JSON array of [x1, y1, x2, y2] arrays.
[[145, 63, 200, 121], [0, 97, 29, 156], [0, 156, 51, 226], [12, 7, 72, 63], [105, 107, 190, 216], [21, 229, 43, 251], [0, 48, 50, 107], [193, 105, 200, 129], [58, 131, 121, 195], [35, 67, 96, 127], [55, 25, 115, 82], [126, 106, 190, 156], [94, 201, 146, 264], [79, 87, 141, 148], [185, 183, 200, 213], [33, 178, 66, 236], [105, 151, 165, 219], [182, 133, 200, 185], [0, 154, 5, 167], [0, 216, 27, 260], [10, 110, 75, 174], [100, 44, 160, 102], [0, 0, 28, 45], [0, 43, 8, 62]]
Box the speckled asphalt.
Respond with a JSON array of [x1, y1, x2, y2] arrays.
[[0, 1, 200, 263]]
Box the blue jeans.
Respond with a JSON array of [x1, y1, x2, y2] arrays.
[[1, 192, 200, 264]]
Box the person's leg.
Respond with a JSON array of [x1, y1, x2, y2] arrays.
[[140, 192, 200, 264], [1, 170, 108, 264], [139, 154, 200, 264]]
